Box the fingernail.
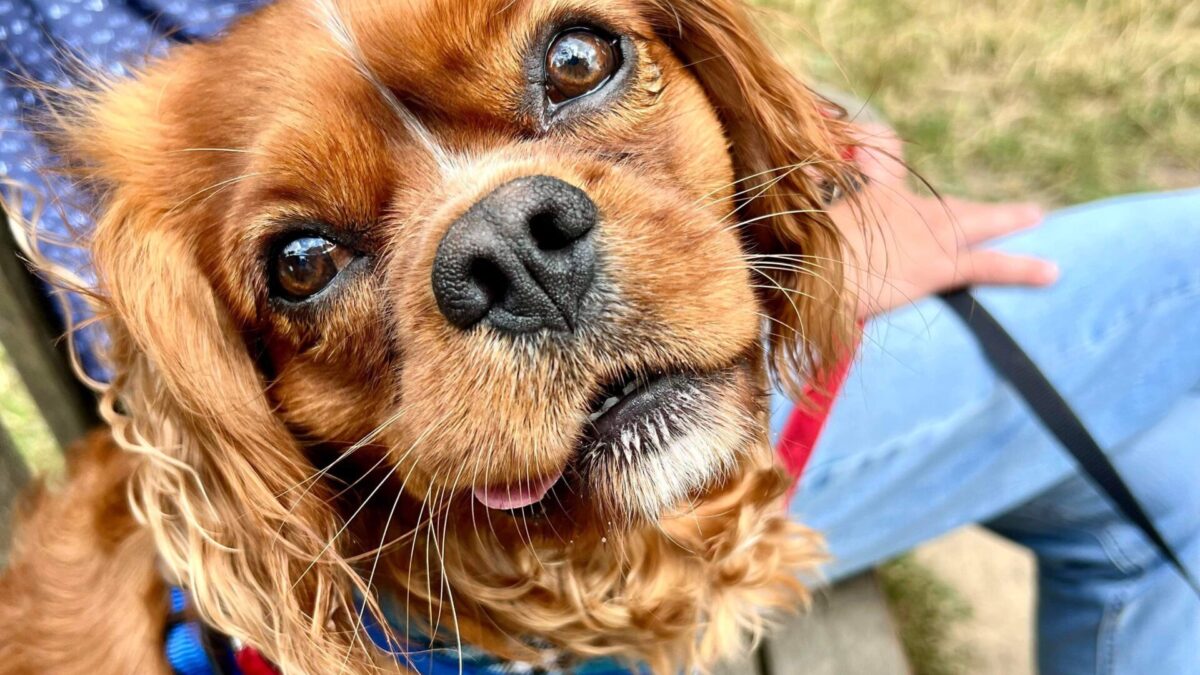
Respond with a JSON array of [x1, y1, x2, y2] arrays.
[[1040, 262, 1060, 284], [1023, 204, 1046, 222]]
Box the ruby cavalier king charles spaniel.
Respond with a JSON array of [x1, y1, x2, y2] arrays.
[[0, 0, 862, 672]]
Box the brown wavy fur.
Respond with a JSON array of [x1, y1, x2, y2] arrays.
[[0, 1, 858, 673]]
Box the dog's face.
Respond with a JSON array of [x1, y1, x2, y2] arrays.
[[243, 0, 768, 523], [52, 0, 855, 669]]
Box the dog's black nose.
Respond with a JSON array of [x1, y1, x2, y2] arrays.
[[432, 175, 598, 333]]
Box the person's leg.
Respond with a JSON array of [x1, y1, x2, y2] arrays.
[[775, 188, 1200, 672], [987, 392, 1200, 674]]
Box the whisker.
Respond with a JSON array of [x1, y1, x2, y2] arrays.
[[715, 164, 805, 225], [719, 207, 825, 234], [748, 266, 811, 343], [404, 481, 435, 660], [163, 171, 265, 217], [293, 412, 445, 593], [275, 406, 407, 501], [516, 472, 544, 572], [756, 311, 806, 341], [290, 456, 401, 592], [691, 159, 824, 207]]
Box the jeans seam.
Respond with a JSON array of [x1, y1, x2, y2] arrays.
[[1035, 498, 1152, 575], [1097, 585, 1129, 675], [993, 504, 1148, 576], [1083, 275, 1200, 350], [805, 389, 1001, 480], [1097, 526, 1148, 576]]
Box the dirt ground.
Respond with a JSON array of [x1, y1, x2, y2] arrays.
[[915, 527, 1037, 674]]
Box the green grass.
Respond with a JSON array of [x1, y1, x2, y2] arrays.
[[0, 341, 61, 474], [754, 0, 1200, 204], [878, 556, 977, 675]]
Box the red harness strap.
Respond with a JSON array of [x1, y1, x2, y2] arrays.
[[776, 319, 863, 493], [776, 356, 852, 481], [232, 645, 280, 675], [776, 354, 853, 497]]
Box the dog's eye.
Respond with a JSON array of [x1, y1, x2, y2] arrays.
[[545, 29, 619, 103], [271, 235, 354, 301]]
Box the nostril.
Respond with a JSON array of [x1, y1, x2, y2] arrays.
[[468, 257, 510, 306], [529, 210, 574, 251]]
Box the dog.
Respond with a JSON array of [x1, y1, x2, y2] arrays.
[[0, 0, 860, 672]]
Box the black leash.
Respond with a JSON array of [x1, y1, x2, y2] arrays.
[[941, 289, 1200, 599]]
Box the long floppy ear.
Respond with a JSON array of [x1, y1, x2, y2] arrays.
[[39, 71, 376, 673], [649, 0, 860, 395]]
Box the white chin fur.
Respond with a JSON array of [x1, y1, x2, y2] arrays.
[[585, 394, 758, 521]]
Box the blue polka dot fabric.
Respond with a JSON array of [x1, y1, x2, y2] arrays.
[[1, 0, 268, 379]]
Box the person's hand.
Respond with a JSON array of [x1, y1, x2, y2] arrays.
[[832, 125, 1060, 319]]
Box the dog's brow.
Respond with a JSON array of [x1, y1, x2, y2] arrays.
[[309, 0, 452, 174]]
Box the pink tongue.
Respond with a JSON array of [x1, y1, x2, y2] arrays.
[[472, 470, 563, 510]]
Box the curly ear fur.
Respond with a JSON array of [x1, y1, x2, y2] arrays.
[[25, 75, 379, 672], [649, 0, 860, 395], [95, 221, 373, 673]]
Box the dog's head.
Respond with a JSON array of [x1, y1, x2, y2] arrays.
[[44, 0, 857, 670]]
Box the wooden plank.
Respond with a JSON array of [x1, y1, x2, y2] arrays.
[[0, 423, 31, 565], [0, 212, 96, 450], [760, 573, 909, 675]]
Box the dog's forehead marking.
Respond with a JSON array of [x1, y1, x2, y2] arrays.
[[302, 0, 632, 174], [309, 0, 454, 174]]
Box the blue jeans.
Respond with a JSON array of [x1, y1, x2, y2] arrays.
[[772, 189, 1200, 674]]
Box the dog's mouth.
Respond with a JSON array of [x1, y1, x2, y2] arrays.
[[472, 363, 750, 515], [470, 369, 676, 512], [585, 368, 674, 429], [579, 368, 707, 452]]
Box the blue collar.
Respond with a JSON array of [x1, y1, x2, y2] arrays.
[[165, 586, 645, 675], [164, 586, 250, 675], [357, 594, 647, 675]]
